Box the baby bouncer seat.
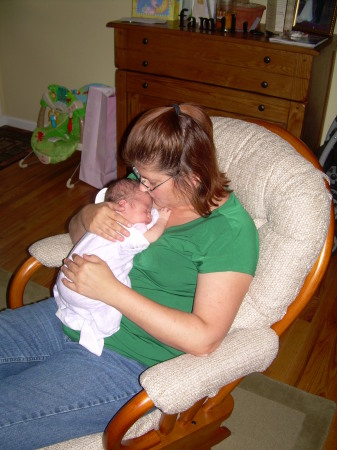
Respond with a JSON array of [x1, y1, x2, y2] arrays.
[[19, 84, 95, 188]]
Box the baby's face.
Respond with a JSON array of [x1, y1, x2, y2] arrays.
[[125, 191, 153, 224]]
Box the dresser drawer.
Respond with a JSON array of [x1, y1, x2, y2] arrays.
[[116, 29, 305, 75], [119, 49, 309, 101], [115, 29, 311, 101], [124, 71, 293, 125]]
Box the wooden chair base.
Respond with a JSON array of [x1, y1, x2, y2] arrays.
[[104, 392, 234, 450]]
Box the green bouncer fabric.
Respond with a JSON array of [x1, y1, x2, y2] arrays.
[[31, 84, 101, 164]]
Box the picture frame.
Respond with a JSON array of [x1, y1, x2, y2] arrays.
[[292, 0, 337, 36], [132, 0, 180, 20]]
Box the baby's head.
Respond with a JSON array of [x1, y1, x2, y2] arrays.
[[105, 179, 153, 224]]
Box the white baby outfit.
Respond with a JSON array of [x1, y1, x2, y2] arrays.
[[53, 204, 158, 356]]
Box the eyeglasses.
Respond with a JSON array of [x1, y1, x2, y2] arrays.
[[132, 166, 173, 192]]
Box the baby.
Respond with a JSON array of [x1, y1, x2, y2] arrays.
[[53, 178, 171, 355]]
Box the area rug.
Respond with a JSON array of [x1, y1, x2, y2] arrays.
[[214, 372, 336, 450], [1, 269, 335, 450], [0, 126, 33, 170]]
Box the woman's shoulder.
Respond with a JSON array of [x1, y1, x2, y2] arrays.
[[201, 194, 259, 274], [207, 193, 258, 245], [213, 193, 252, 221]]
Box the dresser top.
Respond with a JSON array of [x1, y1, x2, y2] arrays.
[[107, 20, 337, 56]]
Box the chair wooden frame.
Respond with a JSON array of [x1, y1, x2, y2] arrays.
[[8, 122, 334, 450]]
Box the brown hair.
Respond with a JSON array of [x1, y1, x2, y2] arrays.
[[105, 178, 140, 204], [121, 104, 230, 216]]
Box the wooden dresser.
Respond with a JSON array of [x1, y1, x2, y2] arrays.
[[107, 21, 336, 176]]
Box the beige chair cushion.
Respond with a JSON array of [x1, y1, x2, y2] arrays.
[[212, 118, 330, 330], [39, 434, 103, 450], [29, 233, 73, 267]]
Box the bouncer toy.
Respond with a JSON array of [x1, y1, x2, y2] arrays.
[[20, 84, 100, 188]]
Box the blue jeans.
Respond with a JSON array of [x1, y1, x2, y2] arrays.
[[0, 298, 147, 449]]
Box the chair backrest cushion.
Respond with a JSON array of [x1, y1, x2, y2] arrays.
[[212, 118, 331, 330]]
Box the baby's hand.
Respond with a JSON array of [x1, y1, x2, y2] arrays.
[[158, 207, 171, 222]]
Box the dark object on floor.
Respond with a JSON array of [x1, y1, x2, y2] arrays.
[[0, 126, 32, 170]]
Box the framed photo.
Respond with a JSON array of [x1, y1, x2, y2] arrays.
[[292, 0, 337, 36], [132, 0, 180, 20]]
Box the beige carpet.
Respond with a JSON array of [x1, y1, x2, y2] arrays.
[[214, 373, 336, 450], [1, 268, 336, 449]]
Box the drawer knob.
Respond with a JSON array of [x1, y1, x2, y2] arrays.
[[264, 56, 271, 64], [261, 81, 269, 88], [258, 104, 265, 112], [142, 60, 149, 67], [142, 82, 148, 89], [142, 38, 148, 45]]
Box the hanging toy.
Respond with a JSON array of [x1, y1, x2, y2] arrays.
[[67, 112, 73, 135], [50, 111, 57, 128], [36, 131, 44, 142]]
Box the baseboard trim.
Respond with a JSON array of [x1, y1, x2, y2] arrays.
[[1, 116, 36, 131]]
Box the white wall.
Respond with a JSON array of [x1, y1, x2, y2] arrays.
[[0, 0, 131, 129]]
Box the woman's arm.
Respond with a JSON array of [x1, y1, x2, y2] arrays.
[[61, 254, 252, 356], [69, 202, 132, 245]]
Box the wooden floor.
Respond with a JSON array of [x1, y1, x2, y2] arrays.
[[1, 151, 336, 449]]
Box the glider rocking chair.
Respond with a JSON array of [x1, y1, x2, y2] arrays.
[[8, 118, 334, 450]]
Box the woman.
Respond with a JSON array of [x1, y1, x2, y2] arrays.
[[0, 104, 258, 448]]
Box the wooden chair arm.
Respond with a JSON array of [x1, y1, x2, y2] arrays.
[[104, 390, 158, 450], [8, 256, 43, 309]]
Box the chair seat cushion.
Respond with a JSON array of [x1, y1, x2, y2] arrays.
[[39, 433, 103, 449]]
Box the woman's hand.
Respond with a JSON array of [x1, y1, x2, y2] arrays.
[[69, 202, 132, 244], [61, 254, 120, 303]]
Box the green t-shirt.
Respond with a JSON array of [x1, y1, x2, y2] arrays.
[[64, 193, 259, 367]]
